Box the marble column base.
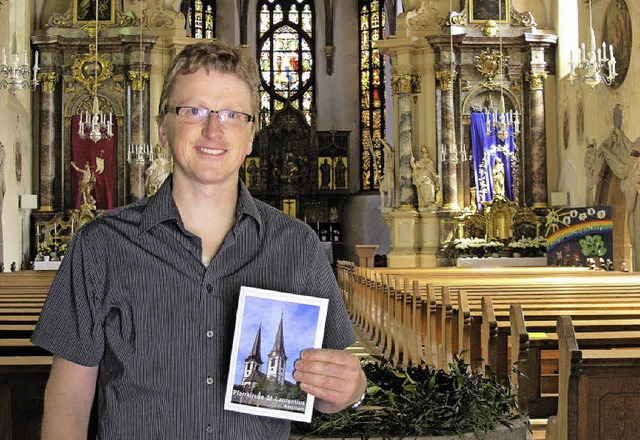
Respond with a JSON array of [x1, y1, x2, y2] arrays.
[[382, 209, 441, 268]]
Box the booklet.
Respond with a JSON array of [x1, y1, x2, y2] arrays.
[[224, 286, 329, 422]]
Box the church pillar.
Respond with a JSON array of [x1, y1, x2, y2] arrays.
[[38, 72, 59, 212], [436, 68, 459, 211], [526, 69, 548, 209], [128, 70, 149, 202], [391, 73, 421, 208]]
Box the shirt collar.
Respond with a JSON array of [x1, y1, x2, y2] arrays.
[[139, 175, 264, 239]]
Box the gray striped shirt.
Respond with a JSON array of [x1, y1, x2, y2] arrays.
[[32, 176, 355, 439]]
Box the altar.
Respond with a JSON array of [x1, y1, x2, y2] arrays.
[[456, 257, 547, 268], [33, 260, 62, 271]]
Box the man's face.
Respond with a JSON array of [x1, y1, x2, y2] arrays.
[[158, 68, 255, 190]]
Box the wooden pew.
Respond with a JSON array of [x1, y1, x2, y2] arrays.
[[547, 316, 640, 440], [508, 303, 640, 418], [0, 271, 55, 439]]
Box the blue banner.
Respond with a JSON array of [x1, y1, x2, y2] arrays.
[[470, 112, 516, 209]]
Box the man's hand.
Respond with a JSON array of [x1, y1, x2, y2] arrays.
[[293, 348, 367, 414]]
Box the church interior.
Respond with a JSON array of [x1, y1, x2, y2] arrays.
[[1, 0, 640, 438]]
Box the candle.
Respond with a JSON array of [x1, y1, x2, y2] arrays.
[[33, 51, 39, 83], [71, 217, 75, 233]]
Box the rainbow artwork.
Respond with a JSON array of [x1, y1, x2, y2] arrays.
[[545, 206, 613, 267]]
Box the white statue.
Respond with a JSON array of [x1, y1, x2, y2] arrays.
[[145, 146, 173, 196], [365, 134, 393, 210], [411, 146, 438, 210], [597, 105, 640, 269], [377, 137, 394, 209], [492, 157, 505, 198]]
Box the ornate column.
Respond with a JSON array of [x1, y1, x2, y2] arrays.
[[526, 70, 548, 209], [391, 73, 421, 209], [38, 72, 59, 212], [436, 68, 459, 211], [128, 70, 149, 202]]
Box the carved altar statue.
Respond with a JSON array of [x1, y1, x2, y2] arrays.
[[411, 145, 438, 210], [364, 134, 393, 210], [145, 146, 173, 196], [598, 105, 640, 269], [71, 161, 98, 209], [377, 137, 394, 209], [492, 157, 505, 198]]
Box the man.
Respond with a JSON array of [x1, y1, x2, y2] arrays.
[[32, 40, 366, 439]]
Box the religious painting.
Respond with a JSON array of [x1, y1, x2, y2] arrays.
[[281, 198, 297, 217], [333, 157, 348, 189], [602, 0, 631, 88], [318, 157, 333, 190], [576, 95, 585, 141], [469, 0, 510, 23], [14, 137, 22, 182], [74, 0, 115, 24], [545, 206, 613, 267], [562, 108, 570, 150]]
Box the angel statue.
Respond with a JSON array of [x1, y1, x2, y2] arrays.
[[365, 133, 394, 210]]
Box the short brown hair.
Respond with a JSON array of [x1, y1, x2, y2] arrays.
[[157, 40, 260, 131]]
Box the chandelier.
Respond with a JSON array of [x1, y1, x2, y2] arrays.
[[78, 0, 114, 143], [0, 10, 40, 94], [484, 0, 520, 142], [568, 0, 616, 88], [127, 0, 151, 165]]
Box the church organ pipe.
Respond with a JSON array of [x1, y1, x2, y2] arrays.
[[38, 71, 59, 212]]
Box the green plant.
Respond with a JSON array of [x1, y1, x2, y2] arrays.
[[292, 356, 519, 439], [579, 235, 606, 257]]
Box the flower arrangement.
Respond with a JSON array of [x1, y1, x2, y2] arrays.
[[508, 236, 547, 257], [37, 242, 52, 257], [37, 241, 68, 260], [56, 243, 68, 257], [454, 238, 503, 257]]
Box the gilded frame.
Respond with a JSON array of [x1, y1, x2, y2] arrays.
[[71, 46, 113, 93], [469, 0, 510, 24], [74, 0, 115, 24]]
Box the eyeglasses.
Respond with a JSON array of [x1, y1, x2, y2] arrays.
[[165, 106, 254, 127]]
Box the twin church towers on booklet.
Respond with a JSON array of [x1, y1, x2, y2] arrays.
[[241, 312, 288, 389]]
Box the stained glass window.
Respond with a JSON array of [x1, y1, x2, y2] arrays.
[[257, 0, 315, 126], [359, 0, 386, 191], [185, 0, 216, 39]]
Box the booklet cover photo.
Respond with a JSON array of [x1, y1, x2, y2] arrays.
[[224, 286, 329, 422]]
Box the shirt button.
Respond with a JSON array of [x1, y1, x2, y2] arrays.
[[206, 330, 214, 338], [206, 376, 213, 385], [205, 424, 213, 434], [206, 284, 213, 293]]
